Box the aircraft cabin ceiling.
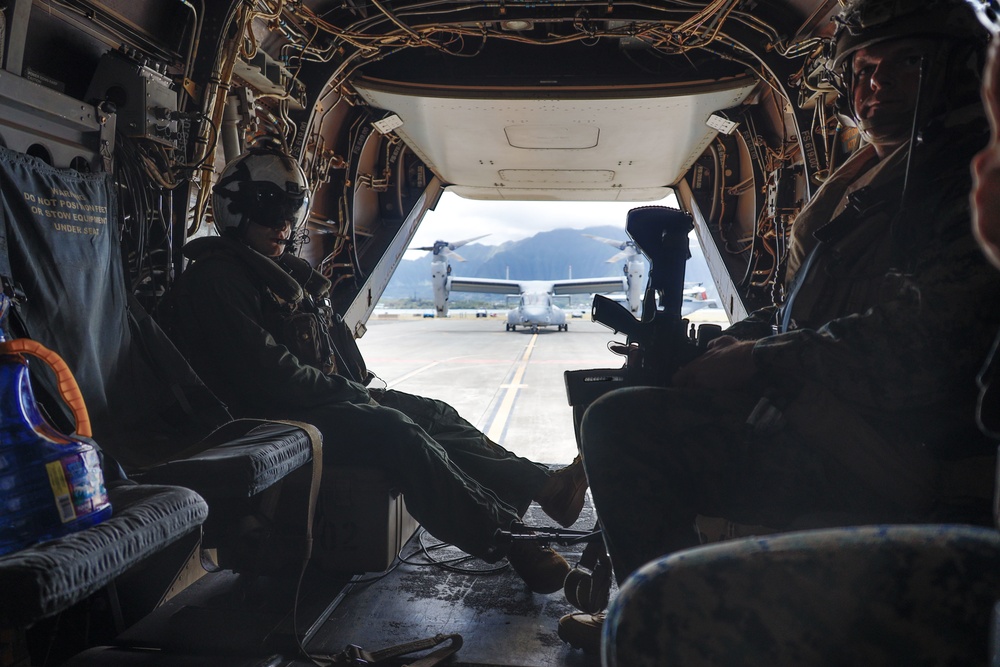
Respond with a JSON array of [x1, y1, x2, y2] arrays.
[[353, 76, 758, 201]]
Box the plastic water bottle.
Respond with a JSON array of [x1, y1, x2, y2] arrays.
[[0, 296, 111, 556]]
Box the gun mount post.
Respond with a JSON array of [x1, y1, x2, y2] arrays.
[[565, 207, 721, 429], [626, 206, 693, 322]]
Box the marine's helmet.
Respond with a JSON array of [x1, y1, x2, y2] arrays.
[[827, 0, 987, 125], [212, 146, 311, 236]]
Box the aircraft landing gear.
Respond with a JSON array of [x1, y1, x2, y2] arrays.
[[531, 325, 539, 334], [558, 323, 568, 332], [506, 323, 515, 331]]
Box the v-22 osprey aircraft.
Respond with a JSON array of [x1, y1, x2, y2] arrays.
[[417, 235, 644, 331]]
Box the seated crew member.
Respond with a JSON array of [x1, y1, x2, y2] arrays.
[[559, 0, 1000, 651], [165, 144, 588, 593], [970, 0, 1000, 439]]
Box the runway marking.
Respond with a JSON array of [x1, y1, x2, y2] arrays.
[[385, 361, 442, 387], [485, 333, 538, 442], [382, 354, 494, 387]]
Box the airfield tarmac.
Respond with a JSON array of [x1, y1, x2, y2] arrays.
[[357, 309, 730, 464]]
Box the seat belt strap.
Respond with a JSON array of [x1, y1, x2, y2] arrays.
[[315, 632, 463, 666]]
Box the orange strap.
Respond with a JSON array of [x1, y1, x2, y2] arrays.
[[0, 339, 91, 438]]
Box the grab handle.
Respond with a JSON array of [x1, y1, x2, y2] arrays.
[[0, 339, 91, 438]]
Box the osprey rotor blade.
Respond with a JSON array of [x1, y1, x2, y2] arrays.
[[583, 234, 627, 250], [606, 250, 630, 263], [449, 234, 490, 250]]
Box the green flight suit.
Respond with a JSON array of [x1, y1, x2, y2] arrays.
[[167, 236, 549, 560]]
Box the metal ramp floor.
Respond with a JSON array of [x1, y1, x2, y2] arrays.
[[303, 498, 605, 667]]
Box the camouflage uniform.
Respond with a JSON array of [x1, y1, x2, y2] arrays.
[[582, 119, 1000, 583], [167, 236, 549, 560]]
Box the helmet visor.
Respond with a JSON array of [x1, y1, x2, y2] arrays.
[[243, 180, 309, 230]]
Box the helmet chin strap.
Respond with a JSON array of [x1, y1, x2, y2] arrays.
[[856, 110, 916, 134], [234, 217, 287, 250], [233, 217, 251, 240], [886, 53, 928, 272], [899, 55, 928, 215]]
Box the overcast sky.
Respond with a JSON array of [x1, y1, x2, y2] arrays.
[[405, 190, 680, 259]]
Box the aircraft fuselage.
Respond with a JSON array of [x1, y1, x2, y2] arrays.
[[506, 304, 568, 331], [505, 291, 568, 331]]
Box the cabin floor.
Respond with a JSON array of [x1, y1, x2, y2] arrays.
[[299, 499, 606, 667], [71, 492, 605, 666]]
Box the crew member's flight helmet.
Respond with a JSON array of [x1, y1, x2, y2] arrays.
[[968, 0, 1000, 33], [212, 146, 311, 237], [828, 0, 987, 124]]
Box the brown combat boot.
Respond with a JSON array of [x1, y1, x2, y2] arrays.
[[535, 455, 588, 528], [557, 611, 605, 654], [506, 541, 570, 594]]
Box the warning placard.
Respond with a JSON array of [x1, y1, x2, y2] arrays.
[[22, 185, 109, 236]]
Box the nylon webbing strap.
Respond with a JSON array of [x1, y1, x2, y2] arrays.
[[315, 633, 462, 666], [0, 183, 14, 286], [978, 330, 1000, 438], [127, 291, 201, 419], [402, 634, 463, 667], [779, 242, 818, 334], [0, 178, 26, 335], [273, 419, 323, 563]]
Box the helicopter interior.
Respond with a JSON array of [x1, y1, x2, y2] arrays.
[[1, 0, 998, 665]]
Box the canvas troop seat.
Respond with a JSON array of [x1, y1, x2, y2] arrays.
[[0, 146, 319, 577], [0, 483, 208, 628]]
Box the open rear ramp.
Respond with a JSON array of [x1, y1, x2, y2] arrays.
[[305, 500, 604, 667]]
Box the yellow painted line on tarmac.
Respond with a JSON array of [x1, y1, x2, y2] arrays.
[[486, 333, 537, 442]]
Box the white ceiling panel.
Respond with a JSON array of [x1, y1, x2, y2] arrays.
[[353, 77, 757, 202]]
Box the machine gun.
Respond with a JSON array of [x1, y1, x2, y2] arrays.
[[548, 207, 726, 615], [564, 206, 722, 434]]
